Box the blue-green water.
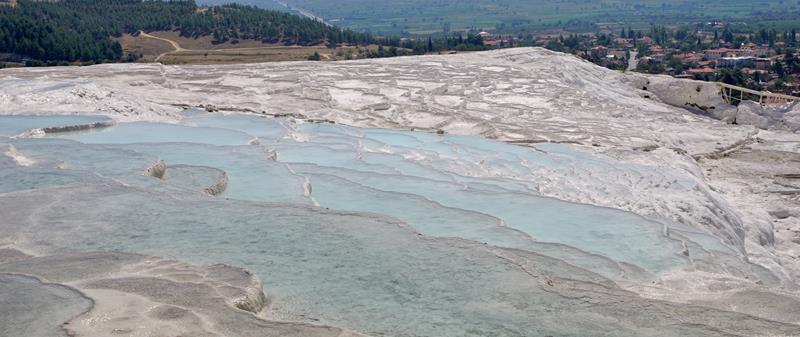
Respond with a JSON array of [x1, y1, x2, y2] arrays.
[[0, 113, 773, 337], [44, 113, 719, 273]]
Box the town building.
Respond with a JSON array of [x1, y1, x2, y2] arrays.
[[590, 46, 608, 58], [704, 48, 735, 60], [718, 56, 755, 69], [755, 58, 773, 71]]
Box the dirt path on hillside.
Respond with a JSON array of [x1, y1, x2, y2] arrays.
[[139, 31, 184, 62], [138, 31, 333, 63]]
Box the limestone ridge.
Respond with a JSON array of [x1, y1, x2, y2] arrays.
[[0, 250, 366, 337], [163, 164, 229, 196], [11, 119, 116, 139]]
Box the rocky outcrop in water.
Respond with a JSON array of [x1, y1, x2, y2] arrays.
[[164, 164, 228, 196], [144, 160, 166, 179]]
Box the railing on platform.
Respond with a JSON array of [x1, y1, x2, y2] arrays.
[[718, 82, 799, 105]]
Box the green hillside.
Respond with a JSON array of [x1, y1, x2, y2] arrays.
[[0, 0, 373, 65]]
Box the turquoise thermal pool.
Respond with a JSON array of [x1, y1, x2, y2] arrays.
[[1, 113, 778, 337]]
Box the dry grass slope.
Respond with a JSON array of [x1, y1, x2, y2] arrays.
[[118, 31, 391, 65]]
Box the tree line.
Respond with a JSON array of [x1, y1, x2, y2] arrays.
[[361, 34, 489, 59]]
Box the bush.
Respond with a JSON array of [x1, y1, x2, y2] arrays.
[[25, 59, 44, 67]]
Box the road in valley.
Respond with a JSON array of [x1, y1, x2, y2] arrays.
[[627, 51, 638, 71]]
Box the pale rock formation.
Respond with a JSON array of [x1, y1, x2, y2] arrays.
[[1, 47, 800, 336]]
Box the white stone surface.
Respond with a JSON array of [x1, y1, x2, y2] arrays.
[[1, 47, 799, 312]]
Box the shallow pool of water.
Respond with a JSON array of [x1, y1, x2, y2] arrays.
[[0, 113, 767, 337], [34, 113, 733, 274]]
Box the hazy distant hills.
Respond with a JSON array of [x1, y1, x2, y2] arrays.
[[197, 0, 800, 36]]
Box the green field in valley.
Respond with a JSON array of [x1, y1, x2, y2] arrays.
[[199, 0, 800, 36]]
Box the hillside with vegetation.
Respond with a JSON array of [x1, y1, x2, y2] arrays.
[[0, 0, 373, 65]]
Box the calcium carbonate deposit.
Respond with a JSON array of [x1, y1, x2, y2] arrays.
[[1, 48, 800, 336]]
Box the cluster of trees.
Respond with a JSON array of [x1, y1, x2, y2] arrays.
[[0, 0, 374, 64], [0, 1, 127, 63], [350, 33, 488, 55], [397, 34, 488, 54], [748, 28, 799, 47], [364, 45, 409, 58], [306, 33, 490, 61], [307, 52, 322, 61], [774, 52, 800, 77], [307, 33, 491, 61], [543, 34, 586, 51], [184, 4, 373, 45]]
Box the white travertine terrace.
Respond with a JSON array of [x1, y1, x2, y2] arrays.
[[1, 47, 800, 336]]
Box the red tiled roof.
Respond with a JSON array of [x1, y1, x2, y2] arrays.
[[688, 67, 715, 74]]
